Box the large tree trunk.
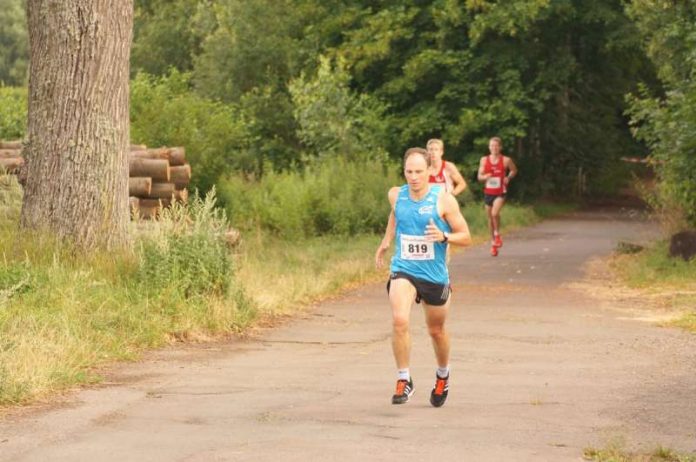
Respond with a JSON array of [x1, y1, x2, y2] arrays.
[[21, 0, 133, 250]]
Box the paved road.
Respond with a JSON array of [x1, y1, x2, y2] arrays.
[[2, 208, 695, 461]]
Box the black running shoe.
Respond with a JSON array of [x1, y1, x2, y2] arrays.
[[430, 374, 449, 407], [392, 378, 414, 404]]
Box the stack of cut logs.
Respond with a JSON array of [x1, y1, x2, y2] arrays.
[[0, 141, 191, 219], [128, 144, 191, 219], [0, 140, 23, 173]]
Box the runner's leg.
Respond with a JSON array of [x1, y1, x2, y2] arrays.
[[491, 196, 506, 237], [389, 278, 416, 369], [485, 203, 495, 241], [423, 300, 450, 368]]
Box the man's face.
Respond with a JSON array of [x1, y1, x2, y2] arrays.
[[427, 143, 444, 161], [404, 154, 429, 192], [489, 140, 501, 155]]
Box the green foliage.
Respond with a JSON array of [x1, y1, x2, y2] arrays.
[[0, 187, 255, 405], [289, 55, 390, 161], [190, 0, 339, 172], [0, 263, 34, 305], [625, 3, 696, 227], [132, 0, 212, 76], [136, 190, 233, 298], [219, 158, 401, 238], [0, 0, 27, 86], [330, 1, 650, 199], [0, 171, 23, 225], [130, 70, 250, 193], [616, 240, 696, 289], [192, 0, 318, 102], [237, 85, 301, 174], [0, 85, 26, 140]]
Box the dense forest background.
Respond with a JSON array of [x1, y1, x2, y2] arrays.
[[1, 0, 694, 228]]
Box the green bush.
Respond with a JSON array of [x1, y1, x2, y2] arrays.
[[289, 56, 390, 162], [130, 70, 251, 194], [136, 190, 233, 298], [0, 86, 26, 140], [219, 158, 401, 238]]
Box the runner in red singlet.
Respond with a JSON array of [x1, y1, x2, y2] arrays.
[[477, 137, 518, 257], [426, 139, 467, 196]]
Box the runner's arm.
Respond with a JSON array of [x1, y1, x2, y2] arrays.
[[446, 162, 468, 196], [375, 187, 399, 269], [504, 157, 518, 186], [477, 157, 490, 182], [425, 193, 472, 246]]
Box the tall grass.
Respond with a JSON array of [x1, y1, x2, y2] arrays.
[[218, 158, 401, 238], [236, 233, 382, 317], [0, 188, 253, 405]]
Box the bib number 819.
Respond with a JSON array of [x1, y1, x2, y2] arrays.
[[408, 243, 429, 254], [400, 234, 435, 260]]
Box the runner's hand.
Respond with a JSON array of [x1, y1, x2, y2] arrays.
[[425, 218, 444, 242], [375, 242, 389, 269]]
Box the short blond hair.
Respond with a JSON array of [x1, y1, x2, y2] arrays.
[[489, 136, 502, 146], [426, 138, 444, 149]]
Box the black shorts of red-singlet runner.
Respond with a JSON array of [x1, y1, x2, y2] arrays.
[[484, 193, 506, 207], [386, 272, 451, 306]]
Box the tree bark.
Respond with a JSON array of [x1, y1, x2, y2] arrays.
[[21, 0, 133, 250]]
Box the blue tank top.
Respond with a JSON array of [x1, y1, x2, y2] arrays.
[[390, 184, 451, 284]]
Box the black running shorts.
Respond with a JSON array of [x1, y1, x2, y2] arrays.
[[387, 272, 451, 306], [484, 193, 506, 207]]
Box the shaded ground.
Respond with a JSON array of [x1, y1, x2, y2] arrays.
[[1, 207, 695, 461]]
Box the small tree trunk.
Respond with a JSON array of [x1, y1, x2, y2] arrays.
[[21, 0, 134, 250]]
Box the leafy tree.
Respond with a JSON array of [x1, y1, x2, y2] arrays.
[[193, 0, 312, 102], [329, 0, 650, 198], [289, 56, 389, 161], [625, 1, 696, 227], [131, 0, 212, 76]]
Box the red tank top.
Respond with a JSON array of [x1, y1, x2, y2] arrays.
[[429, 161, 452, 192], [483, 155, 506, 195]]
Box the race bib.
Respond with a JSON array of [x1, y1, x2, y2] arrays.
[[486, 177, 501, 189], [400, 234, 434, 260]]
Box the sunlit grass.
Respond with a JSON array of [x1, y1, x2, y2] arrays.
[[584, 439, 696, 462], [612, 241, 696, 332]]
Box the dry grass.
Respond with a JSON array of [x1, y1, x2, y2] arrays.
[[566, 243, 696, 332], [584, 439, 696, 462]]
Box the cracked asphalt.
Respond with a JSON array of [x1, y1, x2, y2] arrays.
[[1, 207, 695, 461]]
